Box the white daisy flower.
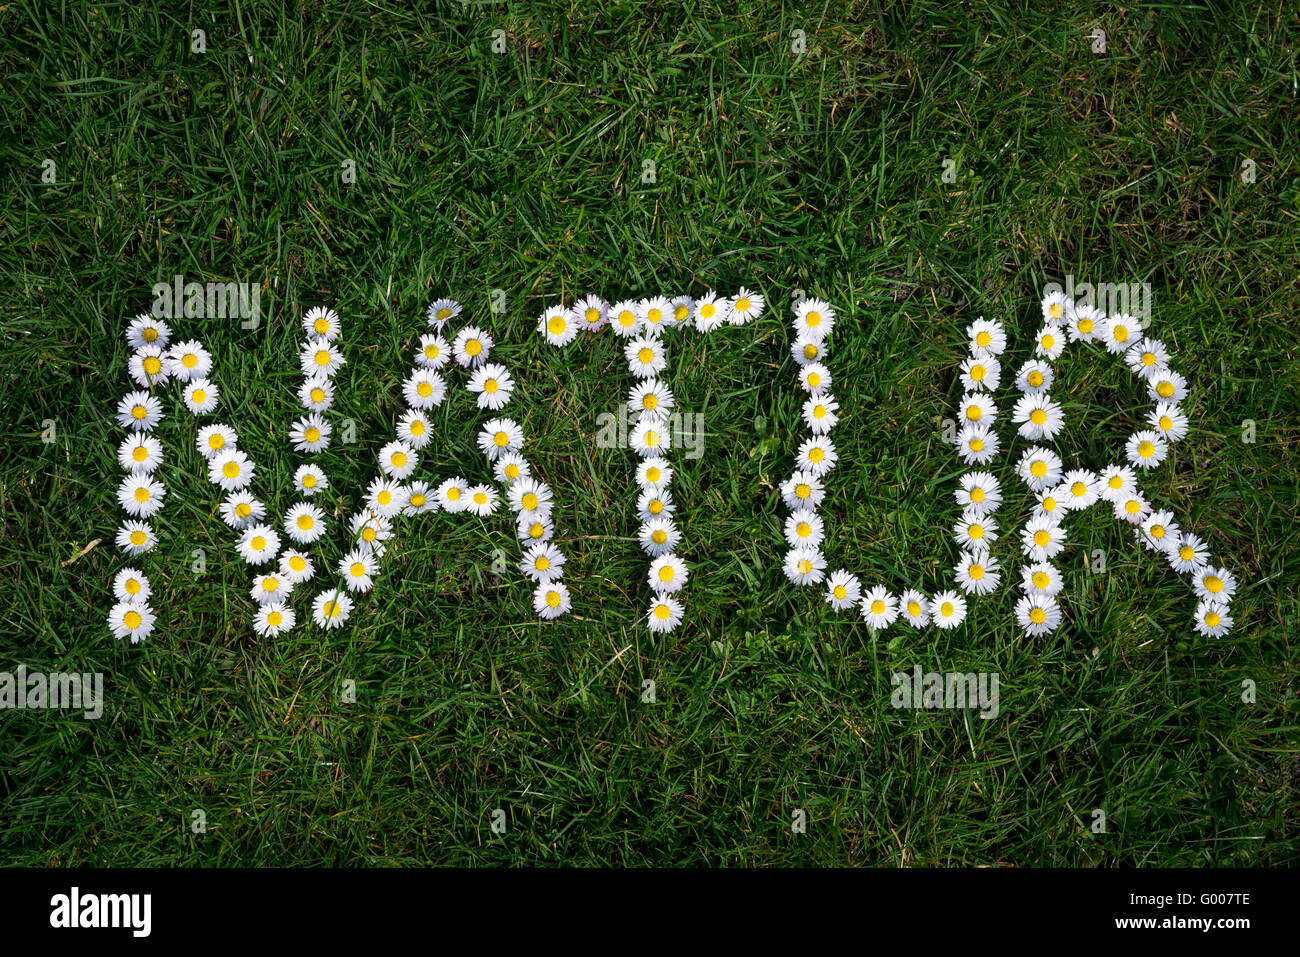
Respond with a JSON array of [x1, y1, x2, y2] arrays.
[[494, 452, 531, 484], [285, 502, 327, 544], [1020, 562, 1063, 597], [300, 337, 345, 378], [520, 542, 566, 581], [298, 376, 335, 413], [126, 315, 171, 350], [1021, 516, 1066, 562], [279, 550, 315, 584], [966, 318, 1006, 356], [647, 594, 684, 633], [638, 518, 680, 557], [533, 580, 572, 619], [128, 345, 171, 387], [899, 590, 930, 627], [784, 510, 825, 550], [468, 363, 515, 411], [628, 379, 674, 417], [436, 477, 470, 513], [637, 487, 675, 522], [859, 586, 898, 629], [403, 369, 447, 410], [692, 291, 726, 333], [107, 600, 154, 643], [377, 440, 417, 480], [425, 298, 461, 329], [250, 572, 293, 605], [414, 333, 451, 371], [116, 391, 164, 431], [1194, 565, 1237, 603], [791, 334, 827, 366], [930, 591, 967, 629], [303, 306, 341, 340], [1060, 469, 1100, 511], [823, 570, 861, 611], [289, 413, 331, 453], [311, 590, 353, 630], [117, 434, 164, 473], [1041, 291, 1070, 325], [209, 449, 254, 491], [403, 481, 438, 516], [1112, 491, 1151, 524], [958, 392, 997, 429], [799, 361, 831, 395], [1014, 359, 1053, 395], [339, 550, 378, 592], [116, 520, 156, 556], [802, 395, 840, 434], [956, 471, 1002, 515], [253, 602, 296, 637], [630, 414, 672, 456], [1013, 392, 1065, 442], [782, 547, 826, 586], [195, 423, 236, 458], [465, 484, 499, 516], [1097, 464, 1137, 503], [1034, 326, 1066, 361], [1138, 510, 1179, 553], [792, 297, 832, 338], [117, 473, 166, 518], [636, 456, 673, 490], [1015, 593, 1062, 636], [1125, 338, 1170, 380], [956, 424, 998, 465], [780, 470, 825, 511], [293, 464, 328, 497], [1148, 402, 1189, 442], [167, 340, 213, 381], [1168, 532, 1211, 574], [954, 509, 998, 553], [638, 296, 672, 334], [1067, 303, 1103, 342], [1126, 430, 1168, 469], [518, 512, 554, 545], [796, 436, 838, 477], [237, 525, 280, 566], [219, 493, 264, 529], [728, 287, 765, 325], [1147, 368, 1188, 404], [539, 304, 579, 346], [1018, 446, 1063, 492], [669, 295, 695, 329], [955, 553, 1001, 596], [112, 567, 151, 603], [648, 553, 688, 593], [478, 418, 524, 460], [508, 478, 553, 516], [626, 335, 666, 378], [960, 352, 1001, 392], [1032, 487, 1066, 523], [181, 378, 219, 415], [397, 409, 434, 450], [350, 512, 392, 552], [609, 299, 641, 337], [367, 477, 407, 518], [574, 294, 609, 332], [1193, 600, 1233, 638], [1099, 313, 1139, 354], [453, 326, 493, 367]]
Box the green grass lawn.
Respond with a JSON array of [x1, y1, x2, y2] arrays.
[[1, 1, 1297, 866]]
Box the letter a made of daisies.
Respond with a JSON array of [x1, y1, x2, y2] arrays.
[[107, 285, 1235, 643]]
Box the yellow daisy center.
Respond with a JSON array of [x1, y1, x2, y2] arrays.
[[530, 523, 545, 539], [970, 487, 985, 503], [1030, 408, 1047, 425], [658, 566, 674, 583], [1049, 303, 1063, 319], [362, 527, 377, 541], [378, 491, 392, 506], [969, 438, 984, 452], [1032, 572, 1049, 589], [1125, 500, 1140, 514], [1043, 497, 1057, 511], [182, 353, 198, 368], [297, 515, 313, 530], [132, 446, 148, 462], [618, 310, 635, 326], [222, 461, 240, 478], [1030, 608, 1046, 624], [350, 562, 365, 578], [645, 431, 659, 447], [466, 340, 482, 356], [473, 492, 487, 505], [1078, 318, 1094, 334], [701, 304, 715, 319], [803, 344, 818, 360], [1034, 530, 1050, 547], [1071, 482, 1086, 497], [124, 610, 142, 629], [411, 420, 426, 436], [806, 310, 819, 326], [1030, 461, 1047, 478], [424, 344, 440, 360], [251, 536, 265, 551], [262, 577, 278, 591], [129, 530, 146, 546], [522, 493, 539, 511], [191, 389, 206, 404], [966, 405, 982, 421], [971, 364, 986, 381], [142, 328, 158, 342], [1156, 381, 1175, 398], [236, 503, 251, 518], [638, 347, 654, 364], [1159, 416, 1173, 431], [447, 488, 461, 501], [797, 560, 812, 574], [907, 601, 921, 617], [133, 487, 150, 502], [1041, 334, 1055, 350], [1179, 546, 1194, 561], [267, 611, 283, 626], [417, 382, 432, 397], [1108, 476, 1123, 489], [546, 591, 561, 608], [651, 529, 667, 545], [485, 379, 498, 393], [643, 394, 658, 409], [654, 604, 671, 620], [437, 308, 451, 321], [649, 499, 664, 515], [586, 308, 602, 323], [976, 331, 991, 347], [940, 602, 954, 618], [1138, 441, 1155, 458], [833, 586, 847, 600], [131, 405, 147, 420], [392, 452, 407, 468], [795, 484, 810, 499], [209, 434, 225, 450], [1114, 325, 1129, 342], [143, 356, 162, 375], [314, 318, 331, 334], [324, 601, 342, 618], [796, 522, 811, 538], [302, 474, 317, 488], [646, 467, 660, 483], [1205, 612, 1220, 627], [548, 316, 566, 335], [315, 350, 330, 366], [1027, 371, 1044, 388], [1205, 575, 1223, 593], [410, 494, 426, 507], [871, 600, 885, 614], [505, 463, 519, 479], [1142, 352, 1156, 366], [807, 373, 821, 388], [809, 448, 824, 463], [647, 309, 662, 323], [125, 578, 140, 595], [494, 432, 509, 447], [1151, 525, 1165, 538], [970, 565, 984, 579], [305, 428, 320, 443], [311, 388, 325, 403], [536, 556, 550, 571], [290, 556, 306, 572], [968, 524, 984, 539]]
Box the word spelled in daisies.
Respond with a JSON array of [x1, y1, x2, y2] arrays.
[[107, 283, 1235, 643], [109, 300, 571, 642], [777, 291, 1235, 639]]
